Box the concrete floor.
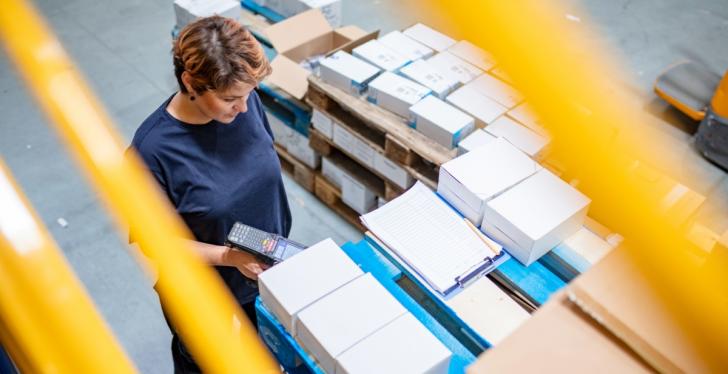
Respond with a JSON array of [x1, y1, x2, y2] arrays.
[[0, 0, 726, 372]]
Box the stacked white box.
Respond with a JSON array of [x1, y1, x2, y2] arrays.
[[427, 52, 483, 85], [367, 72, 431, 118], [335, 313, 451, 374], [341, 173, 377, 215], [320, 51, 381, 95], [399, 59, 459, 99], [173, 0, 241, 29], [373, 152, 413, 190], [311, 108, 335, 139], [378, 30, 434, 61], [483, 169, 591, 266], [469, 73, 523, 109], [352, 40, 411, 72], [266, 112, 293, 148], [402, 23, 456, 52], [446, 84, 508, 128], [457, 129, 496, 156], [447, 40, 496, 71], [409, 95, 475, 149], [258, 238, 364, 334], [295, 273, 407, 374], [321, 157, 346, 188], [507, 102, 549, 136], [485, 116, 550, 159], [332, 124, 376, 168], [438, 137, 541, 226], [286, 129, 321, 169]]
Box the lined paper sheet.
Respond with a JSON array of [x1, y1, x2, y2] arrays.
[[361, 182, 501, 294]]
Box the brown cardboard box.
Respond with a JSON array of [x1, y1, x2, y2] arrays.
[[568, 248, 710, 373], [467, 291, 654, 373], [264, 9, 375, 99]]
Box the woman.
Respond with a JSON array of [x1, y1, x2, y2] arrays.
[[130, 16, 291, 372]]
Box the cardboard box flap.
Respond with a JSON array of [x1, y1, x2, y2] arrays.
[[467, 292, 654, 374], [335, 25, 368, 41], [265, 9, 332, 55], [568, 248, 710, 373], [267, 56, 310, 99], [327, 30, 379, 56]]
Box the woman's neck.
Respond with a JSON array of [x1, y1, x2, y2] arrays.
[[166, 92, 212, 125]]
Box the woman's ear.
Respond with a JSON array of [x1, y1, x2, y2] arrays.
[[181, 71, 195, 95]]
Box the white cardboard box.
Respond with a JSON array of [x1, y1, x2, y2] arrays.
[[321, 157, 346, 188], [266, 112, 293, 148], [287, 129, 321, 169], [367, 71, 431, 118], [399, 59, 459, 99], [447, 40, 496, 71], [457, 129, 496, 156], [438, 137, 541, 226], [320, 51, 381, 95], [377, 196, 388, 208], [311, 108, 334, 139], [469, 73, 523, 109], [482, 169, 591, 266], [373, 152, 414, 190], [173, 0, 241, 29], [507, 102, 549, 136], [446, 83, 508, 128], [378, 30, 434, 61], [353, 39, 411, 72], [335, 313, 451, 374], [485, 116, 550, 159], [295, 273, 407, 374], [258, 238, 364, 335], [402, 23, 456, 52], [332, 123, 376, 168], [341, 172, 378, 215], [427, 51, 483, 85], [409, 95, 475, 149]]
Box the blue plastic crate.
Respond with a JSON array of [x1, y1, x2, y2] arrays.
[[240, 0, 286, 23]]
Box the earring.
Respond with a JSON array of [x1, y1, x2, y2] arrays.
[[189, 95, 195, 101]]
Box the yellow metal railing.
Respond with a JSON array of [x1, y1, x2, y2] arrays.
[[0, 162, 137, 373], [0, 0, 278, 372], [434, 0, 728, 371]]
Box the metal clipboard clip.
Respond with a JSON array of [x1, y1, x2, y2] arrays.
[[455, 256, 495, 289]]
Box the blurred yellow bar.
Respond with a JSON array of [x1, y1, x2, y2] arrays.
[[0, 161, 137, 373], [432, 0, 728, 370], [0, 1, 279, 372]]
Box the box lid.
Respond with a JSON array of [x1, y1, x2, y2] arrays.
[[265, 9, 332, 55], [486, 169, 590, 241], [568, 248, 710, 373], [447, 40, 496, 71], [447, 84, 508, 125], [411, 95, 473, 132], [466, 292, 654, 373], [486, 116, 549, 158], [442, 137, 540, 215]]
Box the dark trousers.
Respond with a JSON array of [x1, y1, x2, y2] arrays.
[[169, 302, 259, 374]]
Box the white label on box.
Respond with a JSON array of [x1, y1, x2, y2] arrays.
[[333, 124, 375, 167], [266, 112, 293, 148], [378, 30, 434, 61], [287, 130, 321, 169], [399, 59, 458, 98], [353, 40, 410, 72], [373, 153, 413, 189], [311, 109, 334, 139], [322, 157, 345, 188], [427, 51, 482, 85], [341, 173, 376, 215]]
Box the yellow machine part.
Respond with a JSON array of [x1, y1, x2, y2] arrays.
[[711, 71, 728, 118]]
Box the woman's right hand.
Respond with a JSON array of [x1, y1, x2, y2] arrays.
[[223, 247, 269, 281]]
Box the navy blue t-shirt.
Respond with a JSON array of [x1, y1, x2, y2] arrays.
[[130, 90, 292, 305]]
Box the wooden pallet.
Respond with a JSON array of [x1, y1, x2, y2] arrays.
[[314, 175, 366, 232], [307, 75, 457, 188], [275, 144, 316, 193]]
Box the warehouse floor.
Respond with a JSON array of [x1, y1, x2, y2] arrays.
[[1, 0, 726, 372]]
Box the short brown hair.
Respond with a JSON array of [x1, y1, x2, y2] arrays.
[[173, 16, 271, 94]]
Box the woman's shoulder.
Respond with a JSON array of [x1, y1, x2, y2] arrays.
[[130, 96, 177, 154]]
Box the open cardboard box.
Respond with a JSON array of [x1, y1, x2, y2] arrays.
[[263, 9, 378, 99]]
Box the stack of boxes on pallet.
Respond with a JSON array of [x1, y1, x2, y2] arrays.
[[259, 239, 451, 374]]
